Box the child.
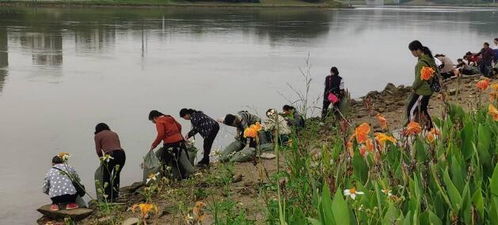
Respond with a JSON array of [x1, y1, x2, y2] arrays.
[[42, 154, 80, 211]]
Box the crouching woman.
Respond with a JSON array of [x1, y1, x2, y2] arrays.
[[42, 154, 81, 211]]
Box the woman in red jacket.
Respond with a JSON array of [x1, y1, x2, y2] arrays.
[[148, 110, 190, 179]]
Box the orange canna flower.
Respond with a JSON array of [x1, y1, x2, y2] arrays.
[[366, 138, 375, 152], [374, 133, 397, 146], [359, 145, 367, 157], [491, 83, 498, 91], [250, 122, 263, 132], [354, 123, 371, 144], [476, 79, 490, 91], [243, 127, 258, 138], [420, 66, 435, 81], [376, 114, 388, 130], [193, 201, 206, 222], [488, 104, 498, 121], [405, 121, 422, 136], [130, 203, 158, 218]]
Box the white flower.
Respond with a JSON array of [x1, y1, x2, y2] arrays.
[[343, 187, 364, 200], [146, 172, 160, 184], [101, 154, 114, 163], [381, 189, 392, 197]]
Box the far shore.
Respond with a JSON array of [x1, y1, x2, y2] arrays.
[[0, 0, 347, 9]]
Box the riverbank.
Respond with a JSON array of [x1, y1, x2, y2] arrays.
[[0, 0, 345, 8], [36, 74, 493, 224]]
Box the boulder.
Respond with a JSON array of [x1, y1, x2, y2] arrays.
[[383, 83, 397, 94], [37, 205, 93, 221], [122, 217, 140, 225]]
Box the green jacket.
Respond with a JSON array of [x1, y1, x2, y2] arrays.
[[412, 54, 435, 96]]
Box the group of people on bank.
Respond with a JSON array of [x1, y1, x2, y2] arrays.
[[42, 38, 498, 211], [42, 107, 305, 211]]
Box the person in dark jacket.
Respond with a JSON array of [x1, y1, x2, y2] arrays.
[[475, 42, 495, 77], [322, 66, 345, 119], [282, 105, 305, 130], [149, 110, 193, 179], [94, 123, 126, 202], [406, 40, 436, 130], [180, 108, 219, 166]]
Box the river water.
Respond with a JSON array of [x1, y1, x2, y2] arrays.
[[0, 6, 497, 223]]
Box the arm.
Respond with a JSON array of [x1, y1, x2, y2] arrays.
[[187, 128, 198, 139], [412, 63, 424, 91], [42, 174, 50, 195], [151, 122, 164, 150]]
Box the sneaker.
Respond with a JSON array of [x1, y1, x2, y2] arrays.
[[196, 159, 210, 168], [50, 204, 59, 211], [65, 203, 79, 210]]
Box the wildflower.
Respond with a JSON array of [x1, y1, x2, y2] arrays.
[[100, 153, 114, 163], [488, 104, 498, 121], [184, 214, 194, 223], [420, 66, 435, 81], [354, 123, 371, 144], [343, 187, 364, 200], [146, 172, 160, 185], [374, 133, 397, 147], [243, 127, 258, 138], [381, 189, 392, 197], [405, 121, 422, 136], [491, 83, 498, 91], [58, 152, 71, 162], [130, 203, 158, 219], [376, 114, 388, 130], [476, 79, 490, 91], [192, 201, 206, 222], [490, 92, 498, 102], [426, 128, 440, 143]]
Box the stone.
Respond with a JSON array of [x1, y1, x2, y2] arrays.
[[37, 205, 93, 221], [260, 153, 276, 159], [232, 174, 243, 183], [448, 88, 457, 96], [383, 83, 397, 94], [122, 217, 140, 225]]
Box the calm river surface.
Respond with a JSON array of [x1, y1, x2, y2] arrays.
[[0, 6, 497, 223]]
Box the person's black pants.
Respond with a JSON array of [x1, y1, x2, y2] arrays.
[[103, 150, 126, 202], [162, 141, 188, 179], [406, 93, 433, 129], [479, 62, 492, 77], [322, 98, 341, 119], [51, 194, 77, 205], [202, 124, 219, 163]]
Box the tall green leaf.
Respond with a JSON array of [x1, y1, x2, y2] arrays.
[[443, 169, 462, 211], [332, 189, 350, 225]]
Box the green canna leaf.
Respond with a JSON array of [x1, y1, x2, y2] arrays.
[[332, 189, 350, 225], [443, 169, 462, 211]]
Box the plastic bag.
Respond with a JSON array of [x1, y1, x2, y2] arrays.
[[230, 146, 256, 162], [185, 141, 198, 165], [219, 140, 245, 162], [94, 163, 104, 200], [143, 150, 162, 183]]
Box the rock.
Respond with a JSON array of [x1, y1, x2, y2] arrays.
[[37, 205, 93, 221], [129, 182, 145, 193], [260, 153, 276, 159], [448, 88, 457, 96], [383, 83, 397, 94], [232, 174, 243, 183], [122, 217, 140, 225]]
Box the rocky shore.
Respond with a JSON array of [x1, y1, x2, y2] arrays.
[[37, 74, 489, 225]]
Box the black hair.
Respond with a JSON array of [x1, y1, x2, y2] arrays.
[[465, 51, 472, 56], [148, 110, 164, 121], [95, 123, 110, 135], [484, 42, 490, 47], [408, 40, 433, 58], [179, 108, 197, 117], [282, 105, 295, 111], [52, 155, 64, 164], [223, 114, 236, 125], [495, 38, 498, 41], [457, 58, 463, 62], [330, 67, 339, 76], [434, 54, 445, 58]]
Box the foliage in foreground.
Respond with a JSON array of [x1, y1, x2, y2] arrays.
[[267, 99, 498, 224]]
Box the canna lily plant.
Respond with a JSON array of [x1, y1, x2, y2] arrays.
[[130, 203, 158, 225]]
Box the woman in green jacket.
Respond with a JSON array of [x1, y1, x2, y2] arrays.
[[406, 40, 436, 129]]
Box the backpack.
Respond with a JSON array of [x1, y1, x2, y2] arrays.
[[422, 59, 441, 93]]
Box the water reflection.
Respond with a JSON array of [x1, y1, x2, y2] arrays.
[[20, 32, 63, 66], [0, 26, 7, 92]]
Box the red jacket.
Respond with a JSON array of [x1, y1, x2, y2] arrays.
[[151, 115, 184, 149]]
